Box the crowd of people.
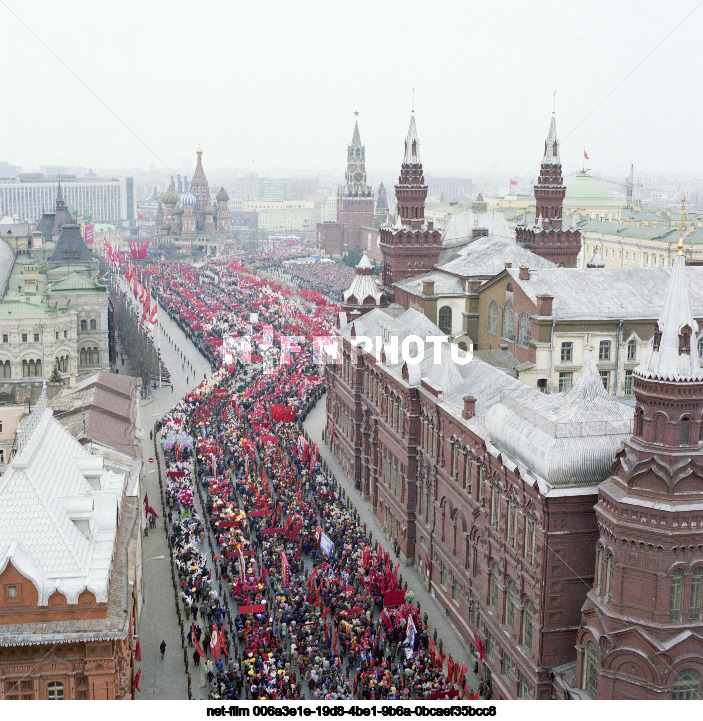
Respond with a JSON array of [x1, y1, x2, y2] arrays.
[[147, 259, 480, 701], [258, 258, 357, 300]]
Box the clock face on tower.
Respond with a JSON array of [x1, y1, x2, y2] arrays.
[[352, 170, 365, 185]]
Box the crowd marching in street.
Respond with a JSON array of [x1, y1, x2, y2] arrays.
[[137, 258, 484, 701]]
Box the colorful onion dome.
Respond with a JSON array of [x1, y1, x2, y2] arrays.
[[181, 191, 196, 207], [204, 204, 216, 215], [162, 185, 178, 205], [216, 186, 229, 202]]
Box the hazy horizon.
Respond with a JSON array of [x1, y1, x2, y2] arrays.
[[2, 1, 702, 181]]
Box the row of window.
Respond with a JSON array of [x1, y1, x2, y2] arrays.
[[79, 347, 100, 366], [3, 320, 104, 344], [487, 302, 531, 347], [633, 407, 701, 445]]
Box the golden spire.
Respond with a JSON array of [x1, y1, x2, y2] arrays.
[[197, 144, 203, 154], [678, 193, 685, 256], [552, 89, 556, 116], [412, 86, 415, 115]]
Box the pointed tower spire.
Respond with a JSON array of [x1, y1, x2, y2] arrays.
[[403, 112, 421, 165], [678, 193, 685, 256], [542, 114, 560, 165], [350, 111, 362, 149], [641, 252, 702, 381]]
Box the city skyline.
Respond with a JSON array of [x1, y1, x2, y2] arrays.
[[0, 1, 702, 178]]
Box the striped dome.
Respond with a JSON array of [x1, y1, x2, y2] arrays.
[[181, 191, 196, 207], [162, 186, 178, 205]]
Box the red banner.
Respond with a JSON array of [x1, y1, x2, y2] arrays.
[[249, 509, 271, 517], [238, 604, 267, 615], [167, 470, 186, 478], [383, 589, 406, 607], [429, 690, 459, 700], [261, 527, 284, 535]]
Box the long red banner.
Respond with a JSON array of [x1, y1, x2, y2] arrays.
[[238, 604, 267, 615]]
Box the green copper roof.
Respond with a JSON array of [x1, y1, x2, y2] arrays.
[[0, 300, 71, 319], [50, 272, 101, 292], [564, 172, 622, 207]]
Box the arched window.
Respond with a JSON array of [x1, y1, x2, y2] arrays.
[[522, 600, 534, 649], [47, 681, 64, 700], [670, 568, 684, 621], [690, 568, 703, 621], [634, 408, 644, 437], [583, 642, 599, 699], [489, 562, 499, 607], [605, 554, 614, 601], [681, 416, 690, 445], [488, 302, 500, 336], [93, 348, 99, 366], [80, 348, 87, 366], [80, 319, 87, 331], [35, 359, 42, 377], [1, 360, 9, 378], [503, 301, 515, 340], [464, 451, 472, 492], [490, 485, 501, 530], [627, 338, 637, 361], [596, 547, 605, 596], [673, 669, 702, 700], [438, 305, 452, 335], [698, 337, 703, 359], [654, 413, 667, 441], [506, 580, 515, 627], [22, 359, 29, 377], [518, 313, 531, 347], [90, 319, 96, 330]]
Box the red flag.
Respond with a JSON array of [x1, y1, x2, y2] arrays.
[[210, 624, 221, 662], [447, 655, 455, 682], [429, 636, 436, 665], [132, 668, 141, 691], [143, 492, 149, 509], [135, 638, 141, 662], [146, 504, 159, 519], [438, 649, 446, 670], [473, 631, 484, 660], [584, 149, 589, 160], [220, 627, 230, 660], [138, 211, 143, 220], [191, 624, 206, 658], [458, 664, 468, 688], [509, 179, 518, 186], [333, 631, 338, 654]]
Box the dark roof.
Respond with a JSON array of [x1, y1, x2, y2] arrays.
[[48, 224, 95, 266]]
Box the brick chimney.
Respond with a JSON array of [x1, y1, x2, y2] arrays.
[[469, 280, 482, 293], [536, 294, 554, 316], [422, 279, 435, 296], [462, 395, 477, 420], [504, 262, 512, 269], [519, 266, 530, 280]]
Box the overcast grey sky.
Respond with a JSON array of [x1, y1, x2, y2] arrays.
[[1, 0, 702, 179]]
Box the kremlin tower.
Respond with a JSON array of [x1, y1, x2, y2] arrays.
[[516, 109, 581, 267], [576, 200, 703, 700], [379, 108, 442, 297]]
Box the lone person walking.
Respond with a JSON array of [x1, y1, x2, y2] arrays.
[[160, 640, 166, 658]]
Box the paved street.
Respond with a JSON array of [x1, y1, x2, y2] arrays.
[[119, 289, 212, 700], [303, 399, 481, 694]]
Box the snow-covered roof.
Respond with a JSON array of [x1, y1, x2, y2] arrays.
[[438, 235, 555, 278], [338, 308, 633, 491], [442, 211, 512, 249], [394, 270, 464, 297], [0, 388, 127, 606], [506, 265, 703, 320], [638, 254, 703, 381], [342, 252, 386, 305]]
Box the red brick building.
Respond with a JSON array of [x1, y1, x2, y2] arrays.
[[317, 117, 375, 257], [0, 389, 140, 700], [324, 306, 633, 699], [515, 113, 581, 267]]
